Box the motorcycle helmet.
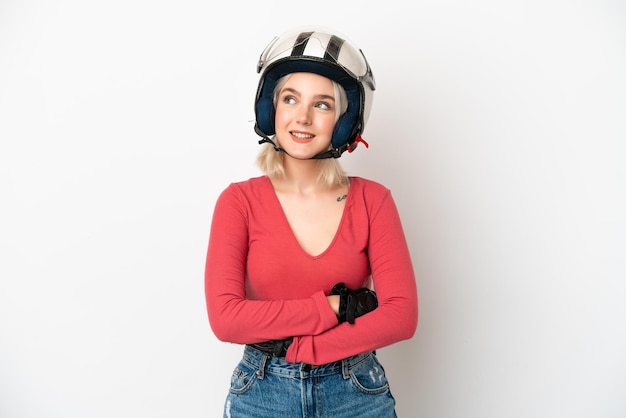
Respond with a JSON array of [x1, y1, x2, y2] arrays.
[[254, 27, 376, 159]]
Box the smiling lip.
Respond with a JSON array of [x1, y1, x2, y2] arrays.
[[290, 131, 315, 144]]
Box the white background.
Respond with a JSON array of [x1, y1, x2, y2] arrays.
[[1, 0, 625, 417]]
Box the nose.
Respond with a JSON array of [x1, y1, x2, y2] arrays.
[[295, 105, 312, 125]]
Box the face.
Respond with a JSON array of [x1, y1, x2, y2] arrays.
[[274, 72, 337, 160]]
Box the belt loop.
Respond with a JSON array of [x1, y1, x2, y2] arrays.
[[341, 356, 350, 379], [257, 352, 269, 380]]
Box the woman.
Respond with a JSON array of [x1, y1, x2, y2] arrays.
[[205, 27, 418, 417]]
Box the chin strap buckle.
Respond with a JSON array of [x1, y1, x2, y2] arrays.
[[348, 135, 370, 152], [348, 135, 369, 153]]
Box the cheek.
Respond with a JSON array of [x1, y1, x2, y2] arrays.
[[274, 107, 290, 128], [319, 116, 337, 133]]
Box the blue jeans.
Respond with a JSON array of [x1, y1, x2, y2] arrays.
[[224, 345, 397, 417]]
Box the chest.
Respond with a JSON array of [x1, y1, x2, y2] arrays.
[[245, 191, 371, 299], [276, 193, 346, 257]]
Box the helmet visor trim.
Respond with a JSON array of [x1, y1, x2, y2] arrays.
[[257, 31, 375, 91]]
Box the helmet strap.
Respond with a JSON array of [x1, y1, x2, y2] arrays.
[[255, 124, 282, 152], [310, 144, 349, 159], [255, 124, 365, 160]]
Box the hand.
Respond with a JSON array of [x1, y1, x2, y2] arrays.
[[330, 282, 378, 324]]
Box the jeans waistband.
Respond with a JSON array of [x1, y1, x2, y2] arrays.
[[242, 344, 374, 379]]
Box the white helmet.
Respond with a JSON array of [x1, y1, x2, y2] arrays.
[[254, 27, 376, 159]]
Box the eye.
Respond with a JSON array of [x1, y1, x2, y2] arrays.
[[316, 101, 333, 111], [281, 95, 296, 104]]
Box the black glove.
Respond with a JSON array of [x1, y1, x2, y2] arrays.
[[250, 337, 293, 357], [330, 282, 378, 324]]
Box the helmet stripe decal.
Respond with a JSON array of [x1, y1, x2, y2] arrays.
[[291, 31, 314, 56], [324, 35, 344, 63]]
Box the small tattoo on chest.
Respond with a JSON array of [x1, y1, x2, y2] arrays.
[[337, 194, 347, 202]]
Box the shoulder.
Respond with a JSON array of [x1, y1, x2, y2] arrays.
[[229, 175, 269, 189], [349, 176, 391, 199], [214, 176, 271, 209], [220, 176, 270, 197], [348, 176, 398, 219]]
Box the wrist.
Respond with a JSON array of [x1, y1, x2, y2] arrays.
[[327, 295, 340, 316]]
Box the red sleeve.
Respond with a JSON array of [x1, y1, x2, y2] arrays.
[[286, 187, 418, 365], [204, 183, 338, 344]]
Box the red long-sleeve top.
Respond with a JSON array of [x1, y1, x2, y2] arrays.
[[205, 175, 418, 365]]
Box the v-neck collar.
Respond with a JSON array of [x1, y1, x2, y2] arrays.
[[262, 176, 353, 259]]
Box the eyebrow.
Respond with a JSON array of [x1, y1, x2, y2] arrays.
[[280, 87, 335, 102]]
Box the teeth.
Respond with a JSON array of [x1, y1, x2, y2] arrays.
[[292, 132, 313, 139]]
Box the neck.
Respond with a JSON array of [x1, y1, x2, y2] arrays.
[[275, 157, 324, 194]]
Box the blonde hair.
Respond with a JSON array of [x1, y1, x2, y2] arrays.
[[256, 74, 350, 187]]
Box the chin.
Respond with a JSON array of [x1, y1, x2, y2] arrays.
[[284, 145, 328, 160], [286, 151, 319, 160]]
